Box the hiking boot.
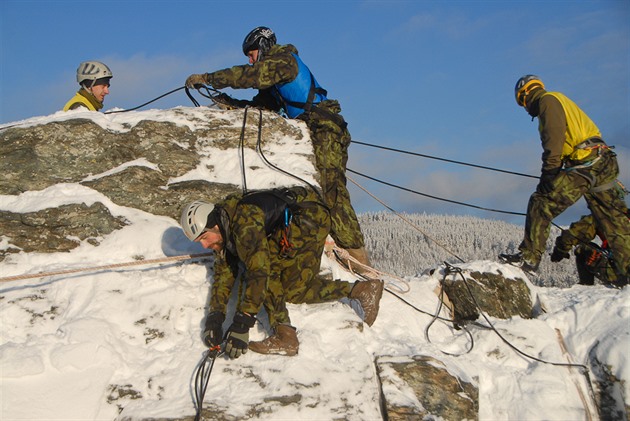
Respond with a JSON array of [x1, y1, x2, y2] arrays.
[[499, 252, 539, 274], [248, 324, 299, 356], [350, 279, 384, 326]]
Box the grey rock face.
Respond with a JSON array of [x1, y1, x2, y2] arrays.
[[0, 108, 317, 260]]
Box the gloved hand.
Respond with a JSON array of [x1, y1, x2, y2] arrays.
[[202, 311, 225, 348], [550, 247, 571, 262], [212, 93, 240, 109], [185, 73, 209, 89], [537, 168, 561, 195], [224, 312, 256, 359]]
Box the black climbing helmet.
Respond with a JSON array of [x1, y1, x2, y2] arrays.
[[242, 26, 276, 58]]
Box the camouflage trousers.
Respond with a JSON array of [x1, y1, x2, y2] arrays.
[[263, 196, 354, 328], [520, 149, 630, 276], [557, 214, 629, 284], [299, 100, 365, 250]]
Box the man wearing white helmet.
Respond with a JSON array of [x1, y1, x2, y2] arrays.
[[63, 61, 113, 111], [180, 187, 384, 359]]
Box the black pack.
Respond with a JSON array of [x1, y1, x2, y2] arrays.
[[238, 187, 303, 236]]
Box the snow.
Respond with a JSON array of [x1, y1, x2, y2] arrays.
[[1, 109, 629, 420]]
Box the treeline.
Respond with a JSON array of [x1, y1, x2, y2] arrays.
[[358, 211, 578, 288]]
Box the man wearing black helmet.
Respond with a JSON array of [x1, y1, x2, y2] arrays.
[[64, 61, 113, 111], [185, 27, 373, 277], [499, 75, 630, 279]]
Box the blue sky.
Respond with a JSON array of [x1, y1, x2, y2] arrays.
[[1, 0, 628, 226]]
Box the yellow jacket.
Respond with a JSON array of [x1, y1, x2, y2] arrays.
[[63, 89, 103, 111], [539, 91, 602, 164]]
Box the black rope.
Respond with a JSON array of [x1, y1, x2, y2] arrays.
[[351, 140, 540, 179], [187, 84, 239, 109], [424, 273, 474, 356], [354, 168, 616, 263], [254, 109, 328, 205], [193, 346, 222, 421], [186, 87, 201, 107], [238, 107, 250, 195], [348, 168, 527, 217], [442, 262, 592, 373], [104, 86, 188, 114]]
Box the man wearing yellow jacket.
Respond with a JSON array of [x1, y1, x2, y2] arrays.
[[63, 61, 112, 111], [500, 75, 630, 277]]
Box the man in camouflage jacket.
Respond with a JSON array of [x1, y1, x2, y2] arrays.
[[500, 75, 630, 277], [551, 212, 629, 286], [180, 187, 383, 359], [185, 26, 372, 274]]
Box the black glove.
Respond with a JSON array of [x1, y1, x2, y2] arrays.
[[537, 168, 561, 195], [224, 312, 256, 359], [185, 73, 209, 89], [550, 247, 571, 262], [202, 311, 225, 348]]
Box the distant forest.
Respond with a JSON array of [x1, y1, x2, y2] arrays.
[[358, 211, 580, 288]]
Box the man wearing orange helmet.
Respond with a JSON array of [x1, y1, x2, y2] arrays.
[[499, 75, 630, 279]]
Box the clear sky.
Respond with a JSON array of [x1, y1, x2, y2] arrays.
[[1, 0, 628, 226]]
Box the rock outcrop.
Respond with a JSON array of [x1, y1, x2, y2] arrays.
[[0, 108, 318, 260]]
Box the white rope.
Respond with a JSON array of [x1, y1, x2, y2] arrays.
[[328, 245, 410, 293], [348, 175, 465, 263], [555, 328, 599, 421], [0, 252, 214, 284]]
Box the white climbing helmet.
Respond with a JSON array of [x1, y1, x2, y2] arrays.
[[76, 61, 113, 86], [180, 200, 216, 241]]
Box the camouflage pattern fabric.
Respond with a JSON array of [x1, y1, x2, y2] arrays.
[[205, 44, 366, 250], [520, 149, 630, 277], [298, 100, 365, 250], [556, 214, 629, 284], [554, 214, 597, 254], [209, 188, 354, 328], [263, 199, 353, 327]]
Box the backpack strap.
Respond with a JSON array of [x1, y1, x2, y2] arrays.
[[283, 73, 328, 113]]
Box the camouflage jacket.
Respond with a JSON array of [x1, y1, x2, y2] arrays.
[[206, 44, 323, 114], [209, 187, 320, 315]]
